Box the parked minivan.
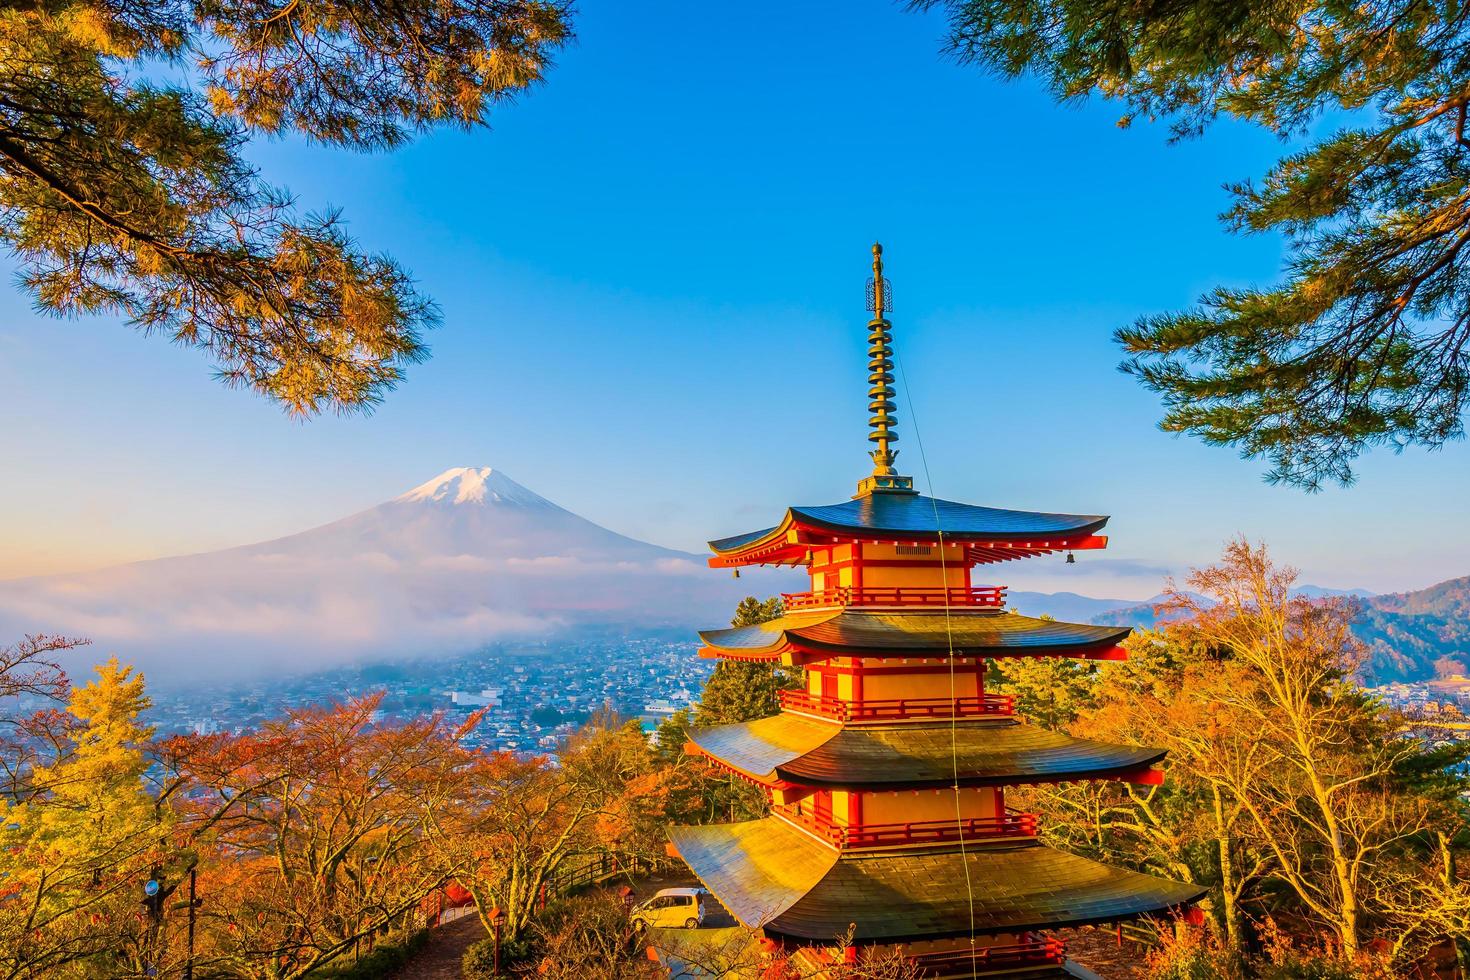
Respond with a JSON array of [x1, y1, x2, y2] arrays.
[[630, 887, 706, 930]]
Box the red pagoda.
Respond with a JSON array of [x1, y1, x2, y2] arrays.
[[667, 245, 1204, 977]]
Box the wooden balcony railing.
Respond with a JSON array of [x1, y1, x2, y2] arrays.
[[781, 586, 1006, 611], [773, 807, 1039, 849], [909, 939, 1066, 974], [777, 690, 1014, 722]]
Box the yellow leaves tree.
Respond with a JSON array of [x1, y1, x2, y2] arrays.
[[1067, 630, 1275, 953], [0, 657, 175, 979], [1166, 540, 1436, 959], [1008, 541, 1468, 969]]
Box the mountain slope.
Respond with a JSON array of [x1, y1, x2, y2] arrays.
[[1086, 578, 1470, 683], [1354, 576, 1470, 681], [0, 468, 793, 684]]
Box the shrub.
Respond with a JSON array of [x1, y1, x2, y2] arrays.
[[462, 938, 498, 980], [1146, 929, 1247, 980], [309, 928, 429, 979], [462, 933, 541, 979]]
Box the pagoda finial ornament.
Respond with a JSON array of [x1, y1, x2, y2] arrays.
[[858, 242, 915, 497]]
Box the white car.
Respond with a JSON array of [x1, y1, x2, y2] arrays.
[[630, 887, 707, 930]]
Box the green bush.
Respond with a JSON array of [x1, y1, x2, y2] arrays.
[[308, 928, 429, 979], [462, 938, 498, 980], [462, 933, 540, 979]]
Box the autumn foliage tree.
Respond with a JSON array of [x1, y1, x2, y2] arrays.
[[430, 714, 675, 944], [995, 540, 1470, 972], [0, 635, 79, 800], [162, 694, 470, 978]]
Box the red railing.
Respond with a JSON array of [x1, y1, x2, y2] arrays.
[[909, 939, 1066, 974], [774, 806, 1038, 849], [781, 586, 1006, 610], [777, 689, 1014, 722]]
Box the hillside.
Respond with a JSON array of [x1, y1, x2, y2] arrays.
[[1087, 576, 1470, 683], [1353, 576, 1470, 681]]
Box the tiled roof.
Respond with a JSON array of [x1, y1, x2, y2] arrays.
[[709, 494, 1108, 554], [687, 715, 1164, 788], [669, 817, 1206, 942], [699, 609, 1130, 658]]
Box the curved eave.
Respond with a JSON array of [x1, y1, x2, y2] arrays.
[[684, 713, 835, 784], [707, 496, 1112, 568], [793, 501, 1108, 542], [699, 611, 1133, 664], [669, 818, 1206, 942], [777, 750, 1168, 790], [686, 715, 1167, 790]]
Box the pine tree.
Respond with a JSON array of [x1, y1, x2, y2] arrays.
[[694, 596, 801, 726], [0, 1, 571, 414], [919, 0, 1470, 488]]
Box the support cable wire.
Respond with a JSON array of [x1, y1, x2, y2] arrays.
[[895, 350, 979, 978]]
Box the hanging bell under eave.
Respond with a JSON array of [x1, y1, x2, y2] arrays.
[[732, 568, 741, 579], [1065, 552, 1076, 565]]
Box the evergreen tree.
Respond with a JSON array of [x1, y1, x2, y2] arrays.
[[731, 595, 784, 627], [919, 0, 1470, 488], [986, 654, 1099, 732], [694, 596, 801, 726], [0, 0, 570, 414]]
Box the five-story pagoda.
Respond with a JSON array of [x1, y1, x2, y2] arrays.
[[667, 245, 1204, 977]]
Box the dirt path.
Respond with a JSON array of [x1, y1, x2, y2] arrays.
[[392, 913, 487, 980], [1065, 928, 1151, 979]]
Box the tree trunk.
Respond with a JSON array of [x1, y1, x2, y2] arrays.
[[1212, 786, 1242, 952], [1320, 798, 1360, 957], [1438, 831, 1469, 979]]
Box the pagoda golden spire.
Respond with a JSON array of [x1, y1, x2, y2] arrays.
[[857, 243, 914, 496]]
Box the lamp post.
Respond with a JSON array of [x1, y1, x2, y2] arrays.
[[488, 906, 505, 976], [184, 867, 200, 980]]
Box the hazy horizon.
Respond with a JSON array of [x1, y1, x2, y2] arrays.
[[5, 1, 1470, 598]]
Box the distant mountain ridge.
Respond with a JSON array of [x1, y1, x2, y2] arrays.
[[1005, 591, 1141, 623], [1078, 577, 1469, 683]]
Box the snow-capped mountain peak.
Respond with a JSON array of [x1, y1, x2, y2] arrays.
[[0, 466, 798, 684], [396, 467, 552, 508]]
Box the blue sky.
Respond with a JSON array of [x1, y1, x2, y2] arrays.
[[3, 0, 1467, 596]]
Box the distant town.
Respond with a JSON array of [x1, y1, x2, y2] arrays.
[[140, 632, 712, 752], [1374, 676, 1470, 721]]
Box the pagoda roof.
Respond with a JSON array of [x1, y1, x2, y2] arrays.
[[708, 493, 1109, 566], [668, 817, 1205, 942], [687, 714, 1164, 789], [699, 609, 1130, 663]]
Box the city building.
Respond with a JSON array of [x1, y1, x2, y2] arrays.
[[667, 245, 1205, 977]]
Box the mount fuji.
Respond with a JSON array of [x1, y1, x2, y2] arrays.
[[0, 468, 790, 684]]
